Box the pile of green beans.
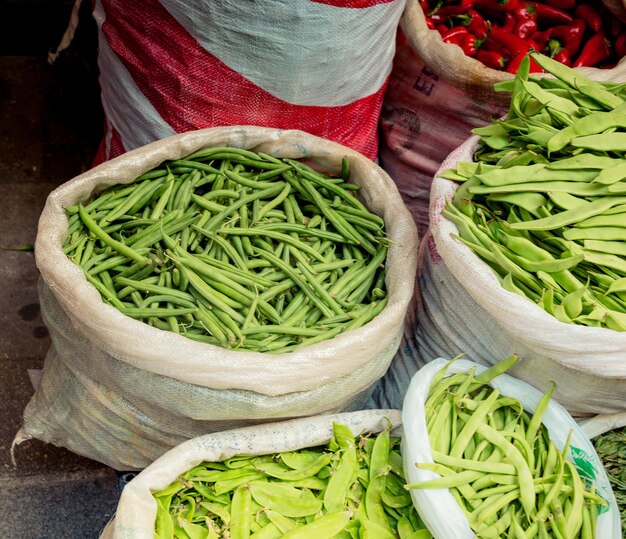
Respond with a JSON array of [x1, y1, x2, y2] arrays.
[[152, 422, 432, 539], [406, 355, 607, 538], [62, 148, 389, 353], [441, 53, 626, 330]]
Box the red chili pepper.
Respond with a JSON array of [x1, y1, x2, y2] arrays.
[[573, 4, 602, 33], [515, 18, 538, 39], [512, 2, 538, 39], [512, 2, 537, 22], [457, 9, 490, 39], [490, 26, 533, 55], [480, 36, 509, 54], [474, 0, 519, 13], [506, 51, 543, 73], [606, 16, 625, 39], [477, 49, 508, 69], [462, 33, 480, 56], [426, 17, 436, 29], [441, 26, 480, 57], [532, 28, 553, 51], [533, 3, 574, 25], [550, 20, 586, 57], [441, 25, 471, 44], [616, 33, 626, 59], [500, 12, 516, 32], [573, 31, 612, 68], [553, 48, 572, 66], [544, 0, 575, 8]]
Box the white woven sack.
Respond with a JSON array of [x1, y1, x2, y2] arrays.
[[410, 135, 626, 416], [98, 409, 402, 539], [579, 411, 626, 440], [402, 358, 621, 539], [379, 0, 626, 237], [19, 126, 418, 470]]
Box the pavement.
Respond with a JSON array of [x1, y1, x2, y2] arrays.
[[0, 3, 122, 537]]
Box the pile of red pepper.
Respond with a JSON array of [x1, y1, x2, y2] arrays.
[[421, 0, 626, 72]]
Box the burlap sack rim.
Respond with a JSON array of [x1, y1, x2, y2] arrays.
[[35, 126, 418, 395]]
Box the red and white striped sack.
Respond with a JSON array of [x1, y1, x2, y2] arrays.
[[91, 0, 406, 165]]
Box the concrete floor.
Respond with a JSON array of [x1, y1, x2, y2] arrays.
[[0, 6, 120, 537]]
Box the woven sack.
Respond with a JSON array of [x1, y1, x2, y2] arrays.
[[17, 126, 418, 470]]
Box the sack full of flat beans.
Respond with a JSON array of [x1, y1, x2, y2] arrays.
[[98, 410, 419, 539], [371, 53, 626, 415], [380, 0, 626, 237], [15, 126, 418, 470]]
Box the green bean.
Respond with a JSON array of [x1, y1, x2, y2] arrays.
[[256, 183, 291, 223], [295, 175, 376, 254], [286, 159, 366, 212], [150, 172, 175, 219], [78, 204, 149, 266], [219, 227, 327, 264], [167, 159, 221, 175], [118, 306, 197, 319], [99, 179, 157, 224], [83, 272, 126, 309], [431, 451, 516, 475], [183, 266, 245, 323], [138, 213, 203, 251], [255, 222, 349, 243], [447, 389, 501, 461], [115, 276, 195, 303], [255, 249, 335, 319]]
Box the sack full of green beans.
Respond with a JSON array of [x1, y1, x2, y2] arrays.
[[17, 126, 418, 471], [98, 409, 412, 538], [402, 356, 622, 538], [373, 54, 626, 416]]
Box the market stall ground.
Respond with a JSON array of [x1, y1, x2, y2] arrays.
[[0, 13, 120, 537]]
